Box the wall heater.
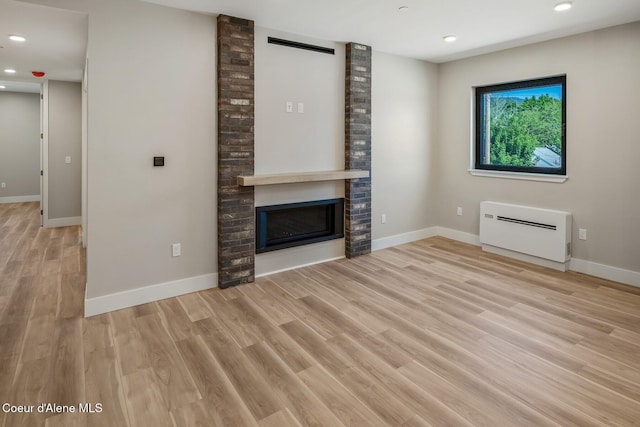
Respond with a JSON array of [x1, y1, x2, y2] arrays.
[[479, 201, 572, 271]]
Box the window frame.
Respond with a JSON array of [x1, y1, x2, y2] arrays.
[[474, 75, 567, 176]]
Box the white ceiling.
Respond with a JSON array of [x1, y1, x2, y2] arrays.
[[0, 79, 40, 92], [143, 0, 640, 62], [1, 0, 638, 95], [0, 0, 87, 91]]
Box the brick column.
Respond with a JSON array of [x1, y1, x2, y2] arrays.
[[345, 43, 372, 258], [217, 15, 255, 288]]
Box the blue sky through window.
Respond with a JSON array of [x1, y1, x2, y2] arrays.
[[493, 84, 562, 100]]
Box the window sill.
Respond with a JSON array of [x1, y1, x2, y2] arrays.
[[468, 169, 568, 183]]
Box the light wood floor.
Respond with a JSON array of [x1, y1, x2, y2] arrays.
[[2, 202, 640, 426]]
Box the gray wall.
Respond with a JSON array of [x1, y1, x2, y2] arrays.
[[0, 92, 40, 199], [85, 0, 216, 298], [437, 22, 640, 273], [81, 0, 442, 297], [48, 80, 81, 219], [48, 0, 638, 302], [372, 52, 439, 241]]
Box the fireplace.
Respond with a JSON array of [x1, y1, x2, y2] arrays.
[[256, 199, 344, 253]]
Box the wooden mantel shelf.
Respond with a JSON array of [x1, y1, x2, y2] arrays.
[[238, 170, 369, 186]]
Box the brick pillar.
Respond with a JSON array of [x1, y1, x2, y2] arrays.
[[345, 43, 372, 258], [217, 15, 255, 288]]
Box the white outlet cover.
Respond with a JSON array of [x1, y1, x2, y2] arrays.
[[172, 243, 181, 257], [65, 156, 72, 164], [298, 102, 304, 113]]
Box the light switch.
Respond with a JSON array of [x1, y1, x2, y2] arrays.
[[65, 156, 72, 164], [298, 102, 304, 113], [286, 101, 293, 113]]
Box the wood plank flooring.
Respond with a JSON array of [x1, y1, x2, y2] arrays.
[[2, 201, 640, 426]]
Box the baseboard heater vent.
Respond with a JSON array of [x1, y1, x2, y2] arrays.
[[480, 201, 572, 271], [497, 216, 556, 230], [267, 37, 335, 55]]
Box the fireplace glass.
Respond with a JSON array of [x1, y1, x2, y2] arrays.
[[256, 199, 344, 253]]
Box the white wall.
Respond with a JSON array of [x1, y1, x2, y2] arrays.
[[437, 22, 640, 274], [254, 27, 346, 275], [0, 92, 40, 201], [371, 52, 439, 243], [85, 0, 216, 299], [48, 80, 81, 220]]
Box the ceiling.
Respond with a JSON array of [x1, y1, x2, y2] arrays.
[[0, 79, 40, 93], [0, 0, 87, 93], [143, 0, 640, 62], [1, 0, 638, 95]]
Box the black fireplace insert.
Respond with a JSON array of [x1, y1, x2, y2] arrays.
[[256, 198, 344, 253]]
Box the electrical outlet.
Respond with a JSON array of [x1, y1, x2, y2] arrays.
[[457, 207, 463, 216], [1, 182, 5, 189], [172, 243, 181, 257], [65, 156, 72, 164], [381, 214, 387, 224], [286, 101, 293, 113], [578, 229, 587, 240]]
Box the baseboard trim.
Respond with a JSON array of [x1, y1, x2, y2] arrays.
[[436, 226, 639, 289], [83, 228, 640, 316], [435, 226, 481, 246], [0, 195, 40, 204], [570, 258, 640, 288], [256, 256, 345, 279], [373, 226, 640, 289], [46, 216, 81, 228], [85, 273, 218, 317], [372, 227, 438, 251]]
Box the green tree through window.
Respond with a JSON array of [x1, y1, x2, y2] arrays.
[[475, 76, 566, 175]]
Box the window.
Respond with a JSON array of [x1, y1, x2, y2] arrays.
[[475, 75, 566, 176]]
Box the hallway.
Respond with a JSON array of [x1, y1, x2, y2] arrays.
[[0, 201, 85, 426]]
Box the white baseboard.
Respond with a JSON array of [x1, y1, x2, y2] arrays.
[[256, 256, 345, 278], [435, 226, 482, 246], [372, 227, 438, 251], [85, 273, 218, 317], [374, 226, 640, 289], [0, 195, 40, 204], [46, 216, 81, 228], [570, 258, 640, 288], [83, 228, 640, 317]]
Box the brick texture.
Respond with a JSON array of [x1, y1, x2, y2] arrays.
[[217, 15, 255, 288], [345, 43, 372, 258]]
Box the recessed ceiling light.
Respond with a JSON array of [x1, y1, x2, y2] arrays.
[[398, 6, 409, 11], [554, 2, 572, 12], [9, 35, 26, 42], [4, 68, 16, 74], [443, 35, 457, 43]]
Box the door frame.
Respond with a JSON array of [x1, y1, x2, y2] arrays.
[[41, 80, 50, 227], [39, 85, 44, 226]]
